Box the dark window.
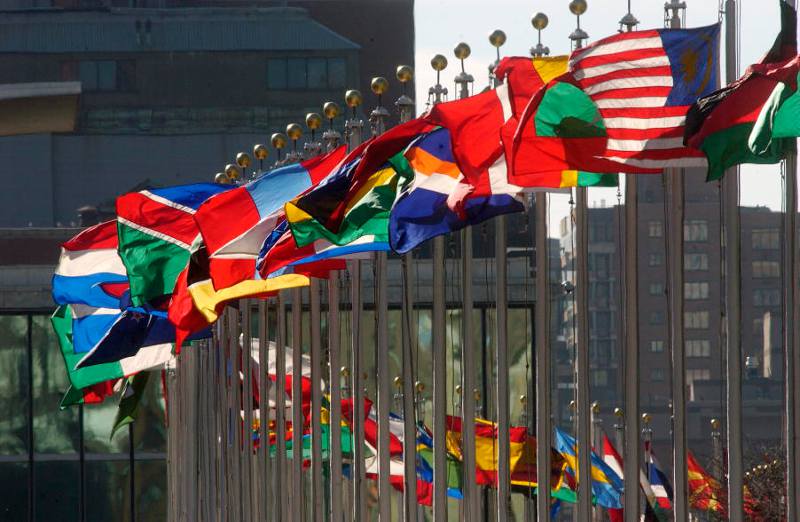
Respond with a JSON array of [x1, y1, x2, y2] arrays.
[[328, 57, 347, 88], [76, 60, 134, 92], [267, 58, 288, 89], [307, 58, 327, 89], [287, 58, 307, 89]]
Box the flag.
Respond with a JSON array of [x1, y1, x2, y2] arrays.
[[389, 129, 524, 254], [116, 183, 231, 306], [602, 434, 667, 522], [60, 380, 118, 408], [554, 427, 624, 508], [646, 441, 673, 511], [110, 371, 150, 439], [685, 1, 798, 180], [687, 451, 726, 515], [194, 146, 346, 290]]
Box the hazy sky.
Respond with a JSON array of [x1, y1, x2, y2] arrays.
[[413, 0, 789, 235]]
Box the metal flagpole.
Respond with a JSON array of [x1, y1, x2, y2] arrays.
[[258, 300, 271, 520], [723, 1, 744, 519], [368, 75, 393, 522], [344, 89, 366, 522], [568, 2, 593, 520], [529, 14, 552, 522], [784, 1, 800, 517], [242, 299, 255, 519], [663, 6, 689, 520], [276, 295, 287, 522], [395, 64, 419, 522], [496, 211, 511, 519], [291, 286, 304, 521], [309, 278, 324, 522], [321, 100, 344, 522], [429, 52, 449, 521]]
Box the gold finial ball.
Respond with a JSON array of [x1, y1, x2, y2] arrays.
[[454, 42, 471, 60], [569, 0, 587, 16], [393, 376, 403, 388], [271, 132, 288, 149], [235, 152, 251, 169], [642, 413, 652, 424], [415, 381, 425, 393], [305, 112, 323, 130], [532, 12, 549, 31], [710, 418, 721, 430], [286, 123, 303, 141], [591, 401, 600, 414], [370, 76, 389, 95], [224, 163, 240, 180], [345, 89, 363, 108], [323, 101, 340, 120], [489, 29, 507, 48], [455, 384, 462, 395], [569, 400, 576, 411], [614, 407, 623, 418], [214, 172, 232, 184], [473, 388, 481, 401], [430, 54, 448, 72], [396, 65, 413, 83], [519, 394, 527, 405], [253, 144, 268, 161], [340, 366, 350, 378]]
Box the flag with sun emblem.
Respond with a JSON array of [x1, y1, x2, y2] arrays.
[[566, 23, 720, 170]]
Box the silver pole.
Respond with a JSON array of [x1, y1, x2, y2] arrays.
[[496, 214, 511, 519], [230, 309, 243, 522], [350, 259, 366, 522], [623, 175, 641, 522], [375, 250, 392, 521], [462, 224, 477, 522], [291, 287, 304, 521], [535, 192, 552, 522], [328, 276, 344, 522], [276, 295, 287, 522], [723, 1, 744, 520], [310, 280, 324, 522], [432, 234, 448, 520], [242, 300, 255, 520], [258, 300, 271, 520], [575, 186, 593, 521]]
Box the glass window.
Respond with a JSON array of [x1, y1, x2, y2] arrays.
[[328, 57, 347, 88], [685, 311, 710, 329], [84, 400, 130, 454], [267, 58, 288, 89], [753, 288, 781, 307], [649, 311, 665, 325], [752, 261, 780, 278], [35, 460, 80, 522], [78, 61, 98, 91], [85, 461, 131, 521], [752, 229, 779, 250], [685, 253, 709, 271], [0, 315, 29, 455], [684, 282, 710, 300], [649, 340, 664, 353], [97, 60, 117, 91], [136, 460, 167, 520], [650, 368, 665, 381], [307, 58, 327, 89], [649, 283, 663, 296], [649, 253, 663, 266], [592, 370, 608, 387], [0, 462, 28, 519], [684, 220, 709, 242], [648, 221, 663, 238], [287, 58, 307, 89], [686, 339, 711, 357]]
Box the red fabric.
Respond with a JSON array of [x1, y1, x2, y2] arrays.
[[167, 265, 210, 350], [62, 220, 118, 251], [116, 192, 199, 245]]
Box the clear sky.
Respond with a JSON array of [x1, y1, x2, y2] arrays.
[[413, 0, 789, 235]]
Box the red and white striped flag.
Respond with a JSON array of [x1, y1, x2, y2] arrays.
[[569, 25, 721, 169]]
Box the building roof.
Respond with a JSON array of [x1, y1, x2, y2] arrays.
[[0, 7, 359, 53]]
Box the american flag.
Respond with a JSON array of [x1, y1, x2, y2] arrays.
[[569, 25, 720, 169]]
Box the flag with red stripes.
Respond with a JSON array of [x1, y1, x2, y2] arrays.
[[568, 24, 720, 169]]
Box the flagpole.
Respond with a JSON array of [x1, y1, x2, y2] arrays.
[[568, 2, 593, 520], [258, 299, 271, 520], [242, 299, 255, 519], [344, 90, 366, 522], [276, 295, 287, 522], [395, 65, 420, 522], [723, 1, 744, 520], [429, 52, 450, 521]]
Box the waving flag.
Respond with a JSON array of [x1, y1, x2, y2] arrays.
[[194, 146, 346, 290], [602, 434, 666, 522], [646, 441, 673, 510], [687, 451, 726, 515], [554, 427, 624, 508], [116, 183, 231, 307]]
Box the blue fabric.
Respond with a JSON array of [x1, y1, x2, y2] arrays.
[[245, 163, 312, 220], [660, 24, 721, 106], [555, 428, 624, 509], [52, 273, 129, 309], [150, 183, 231, 210]]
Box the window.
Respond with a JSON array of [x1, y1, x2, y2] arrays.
[[686, 339, 711, 357], [649, 253, 663, 267], [684, 282, 710, 300], [78, 60, 134, 92], [590, 223, 611, 242], [650, 340, 665, 353], [592, 370, 609, 387], [592, 254, 611, 277], [649, 283, 663, 296], [753, 288, 781, 306], [685, 253, 709, 271], [650, 311, 665, 325], [648, 221, 663, 238], [752, 229, 779, 250], [650, 368, 665, 381], [687, 369, 711, 400], [752, 261, 780, 278], [684, 220, 709, 242], [685, 311, 710, 329], [267, 57, 349, 90]]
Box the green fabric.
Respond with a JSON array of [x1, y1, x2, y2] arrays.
[[117, 223, 190, 307], [60, 386, 86, 408], [535, 82, 606, 138], [52, 305, 122, 392], [577, 172, 618, 187], [772, 89, 800, 138], [417, 444, 463, 491], [111, 371, 150, 439], [701, 122, 781, 181], [269, 424, 354, 460], [749, 81, 794, 154]]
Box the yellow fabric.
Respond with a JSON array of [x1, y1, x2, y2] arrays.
[[345, 166, 397, 214], [284, 200, 314, 225], [532, 55, 569, 84], [189, 274, 310, 323], [560, 451, 614, 485], [560, 170, 579, 188]]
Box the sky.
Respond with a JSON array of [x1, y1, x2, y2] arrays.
[[413, 0, 789, 235]]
